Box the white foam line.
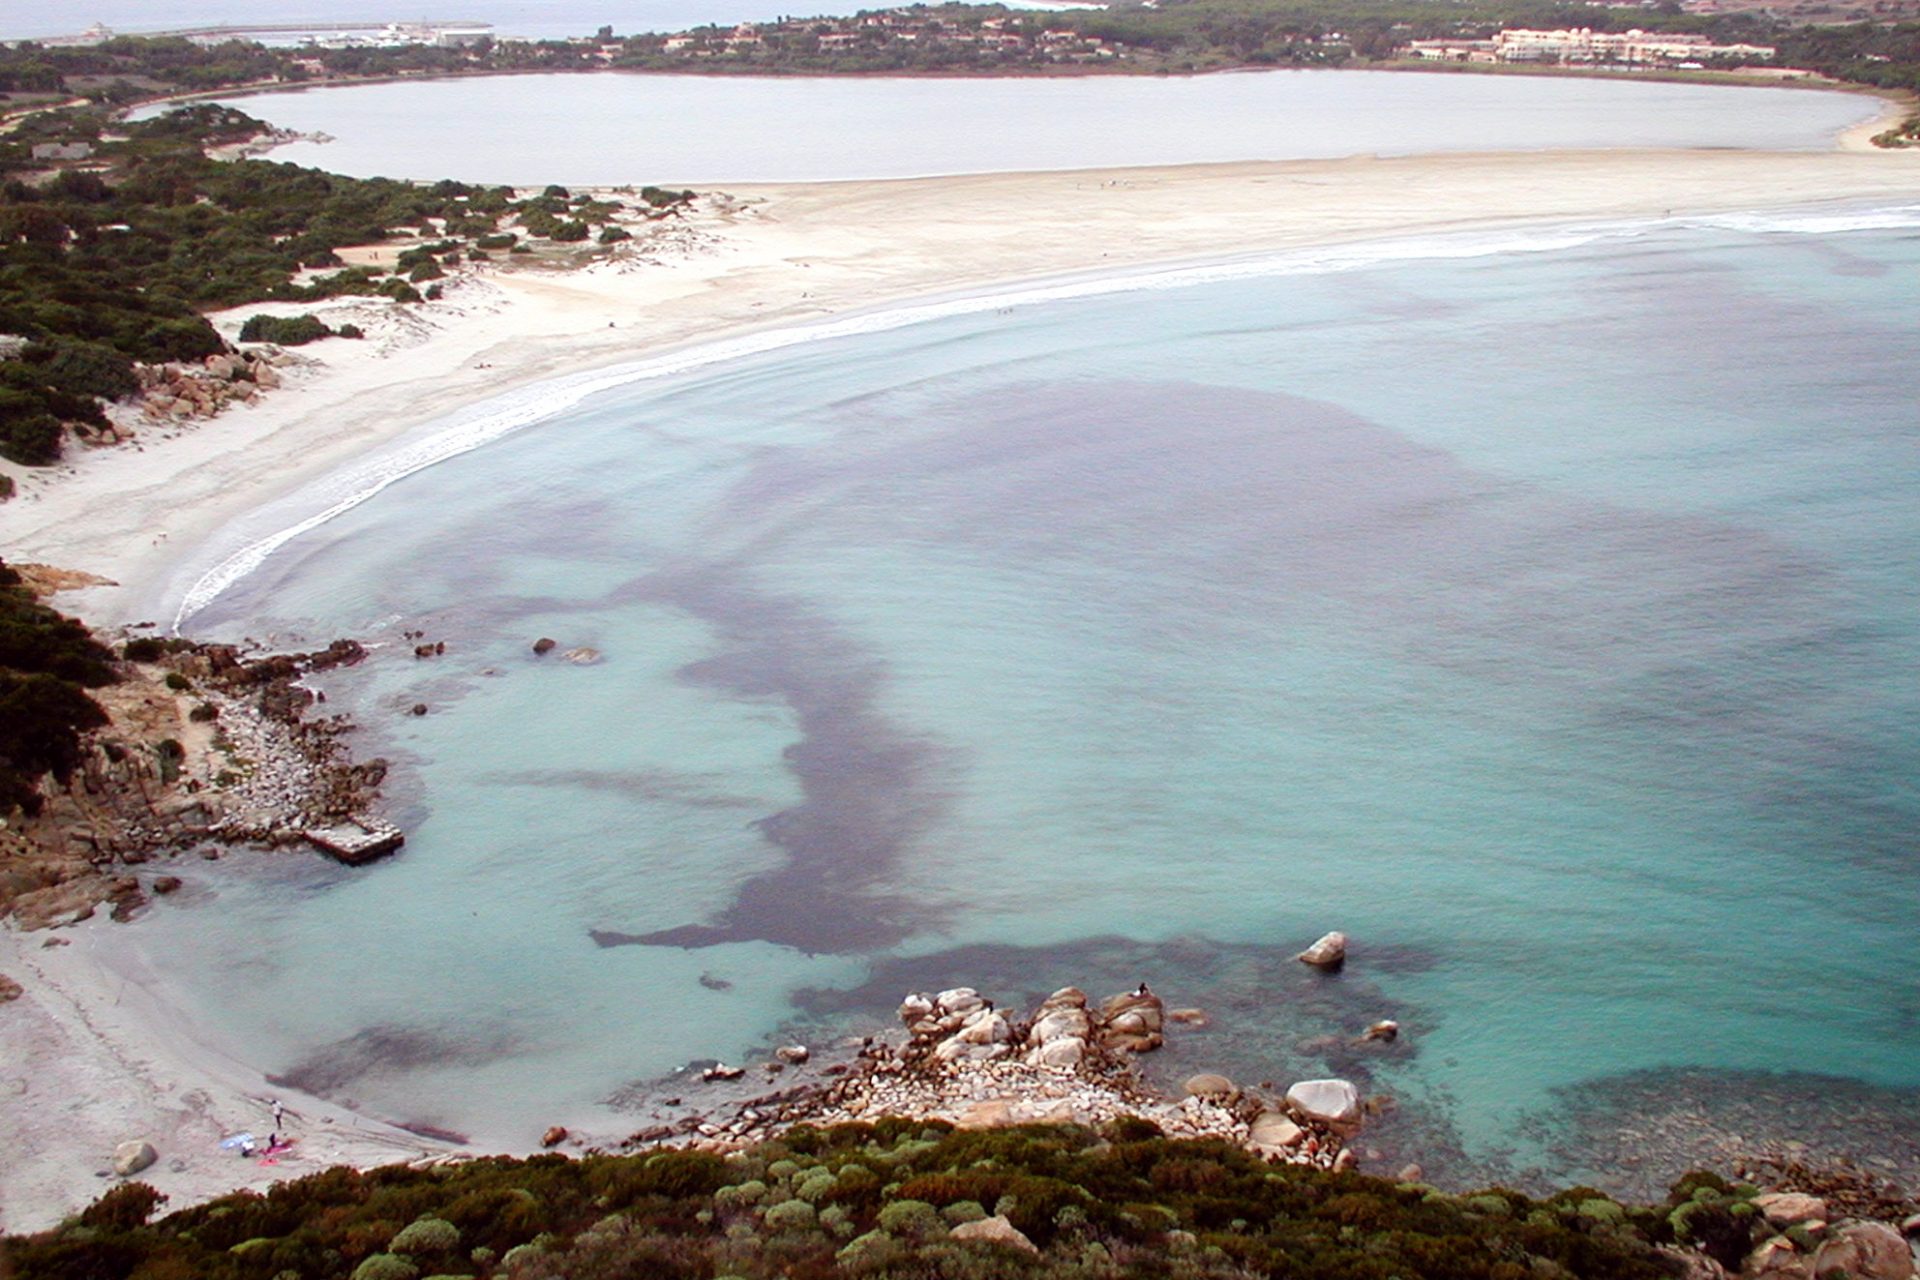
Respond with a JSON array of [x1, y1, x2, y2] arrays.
[[168, 203, 1919, 629]]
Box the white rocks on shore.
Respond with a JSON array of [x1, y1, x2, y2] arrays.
[[1285, 1078, 1363, 1134], [639, 982, 1367, 1178]]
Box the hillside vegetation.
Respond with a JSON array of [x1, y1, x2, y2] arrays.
[[0, 104, 689, 466], [0, 558, 117, 816], [0, 1121, 1804, 1280]]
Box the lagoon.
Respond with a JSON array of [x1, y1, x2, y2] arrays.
[[183, 71, 1881, 184]]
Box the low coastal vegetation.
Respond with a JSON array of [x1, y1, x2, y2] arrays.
[[0, 104, 691, 465], [0, 557, 117, 816], [0, 1123, 1852, 1280], [237, 313, 364, 345]]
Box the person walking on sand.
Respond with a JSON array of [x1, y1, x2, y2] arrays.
[[270, 1098, 285, 1132]]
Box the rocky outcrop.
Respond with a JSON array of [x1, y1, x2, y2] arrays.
[[899, 985, 1173, 1067], [0, 973, 21, 1002], [1099, 988, 1165, 1054], [126, 350, 293, 438], [1810, 1222, 1914, 1280], [1297, 931, 1348, 968], [899, 988, 1014, 1064], [624, 984, 1366, 1176], [1024, 987, 1094, 1069], [0, 633, 396, 930]]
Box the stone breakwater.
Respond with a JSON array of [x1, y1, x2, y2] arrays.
[[618, 983, 1386, 1176], [0, 635, 395, 932]]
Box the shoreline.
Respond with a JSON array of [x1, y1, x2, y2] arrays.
[[10, 146, 1920, 630], [6, 144, 1920, 1233]]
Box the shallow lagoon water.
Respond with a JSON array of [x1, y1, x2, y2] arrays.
[[122, 210, 1920, 1184], [175, 70, 1881, 184]]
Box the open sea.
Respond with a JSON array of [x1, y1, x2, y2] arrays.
[[109, 204, 1920, 1193]]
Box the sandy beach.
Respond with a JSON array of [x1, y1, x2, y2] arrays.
[[4, 141, 1920, 1233]]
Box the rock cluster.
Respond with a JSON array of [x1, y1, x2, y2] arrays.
[[128, 350, 289, 434], [1, 637, 396, 930], [899, 985, 1170, 1069], [620, 984, 1369, 1176], [1745, 1220, 1916, 1280]]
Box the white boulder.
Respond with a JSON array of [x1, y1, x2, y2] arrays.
[[1285, 1078, 1362, 1131]]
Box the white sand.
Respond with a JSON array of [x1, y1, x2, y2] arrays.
[[4, 142, 1920, 1232]]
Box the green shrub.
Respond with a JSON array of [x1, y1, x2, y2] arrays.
[[713, 1180, 767, 1211], [836, 1229, 902, 1267], [763, 1199, 816, 1232], [238, 314, 332, 345], [640, 186, 694, 208], [598, 225, 630, 244], [24, 339, 138, 400], [336, 324, 365, 339], [1576, 1198, 1626, 1224], [942, 1200, 987, 1225], [794, 1169, 837, 1203], [475, 233, 517, 250], [877, 1199, 945, 1240], [78, 1181, 166, 1230], [389, 1217, 459, 1255], [0, 410, 62, 466], [163, 672, 190, 691], [350, 1253, 418, 1280], [550, 220, 590, 243]]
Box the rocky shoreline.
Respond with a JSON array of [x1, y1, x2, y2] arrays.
[[612, 981, 1400, 1181], [0, 611, 399, 934]]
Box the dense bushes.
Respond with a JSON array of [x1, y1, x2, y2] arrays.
[[237, 313, 334, 345], [0, 559, 119, 815], [2, 1122, 1718, 1280]]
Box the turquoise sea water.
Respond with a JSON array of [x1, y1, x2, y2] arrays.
[[120, 210, 1920, 1189]]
